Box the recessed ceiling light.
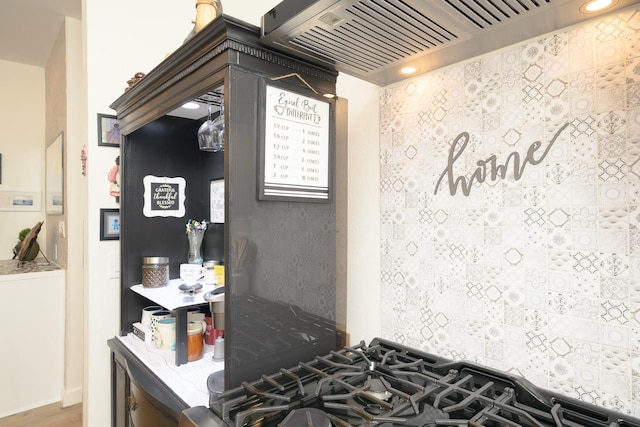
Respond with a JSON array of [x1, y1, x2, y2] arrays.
[[182, 102, 200, 109], [400, 66, 419, 75], [580, 0, 617, 13]]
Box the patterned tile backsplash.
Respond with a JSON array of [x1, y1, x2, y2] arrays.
[[379, 6, 640, 416]]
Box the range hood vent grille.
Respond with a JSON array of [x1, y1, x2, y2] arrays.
[[262, 0, 634, 85], [444, 0, 551, 29], [289, 0, 459, 73]]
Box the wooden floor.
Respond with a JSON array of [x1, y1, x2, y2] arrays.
[[0, 403, 82, 427]]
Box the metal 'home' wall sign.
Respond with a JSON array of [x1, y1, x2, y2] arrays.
[[434, 123, 569, 196], [259, 83, 331, 202]]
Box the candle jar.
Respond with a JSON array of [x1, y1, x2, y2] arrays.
[[142, 257, 169, 288], [203, 260, 218, 285]]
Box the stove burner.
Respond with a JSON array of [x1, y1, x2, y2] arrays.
[[210, 338, 640, 427], [367, 376, 392, 401], [280, 408, 332, 427]]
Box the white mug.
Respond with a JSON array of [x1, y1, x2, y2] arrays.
[[154, 318, 176, 350], [149, 310, 171, 340], [180, 263, 205, 282], [140, 305, 163, 328], [188, 309, 205, 323]]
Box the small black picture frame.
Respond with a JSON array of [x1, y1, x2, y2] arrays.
[[100, 208, 120, 240], [97, 113, 120, 147]]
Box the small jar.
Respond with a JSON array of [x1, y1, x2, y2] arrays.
[[203, 260, 218, 285], [187, 321, 204, 361], [142, 256, 170, 288]]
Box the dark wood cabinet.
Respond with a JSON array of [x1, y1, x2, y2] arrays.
[[111, 343, 130, 427], [108, 15, 340, 427], [109, 339, 185, 427]]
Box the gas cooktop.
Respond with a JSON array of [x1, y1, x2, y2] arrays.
[[205, 337, 638, 427]]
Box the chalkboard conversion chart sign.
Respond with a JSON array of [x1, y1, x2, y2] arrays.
[[143, 175, 186, 218], [259, 83, 332, 202]]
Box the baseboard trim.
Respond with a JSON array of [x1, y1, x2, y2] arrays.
[[61, 388, 82, 407]]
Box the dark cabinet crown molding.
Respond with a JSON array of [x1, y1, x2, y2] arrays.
[[110, 15, 338, 134]]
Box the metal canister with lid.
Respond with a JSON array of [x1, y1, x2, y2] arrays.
[[142, 256, 169, 288]]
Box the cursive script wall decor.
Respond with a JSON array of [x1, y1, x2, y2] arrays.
[[434, 123, 569, 196]]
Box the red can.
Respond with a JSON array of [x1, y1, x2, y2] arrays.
[[204, 316, 224, 345]]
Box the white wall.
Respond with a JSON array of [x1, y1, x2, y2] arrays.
[[0, 60, 46, 260], [336, 75, 382, 344], [82, 1, 284, 425], [83, 2, 193, 424], [63, 16, 85, 407]]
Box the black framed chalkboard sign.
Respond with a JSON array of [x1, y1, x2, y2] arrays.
[[142, 175, 186, 217], [258, 78, 334, 203]]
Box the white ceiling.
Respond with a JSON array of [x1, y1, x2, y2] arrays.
[[0, 0, 81, 67]]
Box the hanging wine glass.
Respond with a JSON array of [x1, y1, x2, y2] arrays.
[[211, 101, 224, 152], [197, 101, 224, 152], [198, 103, 215, 151]]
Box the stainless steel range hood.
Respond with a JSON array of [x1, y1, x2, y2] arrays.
[[261, 0, 636, 86]]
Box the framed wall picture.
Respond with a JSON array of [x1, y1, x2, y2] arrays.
[[0, 191, 41, 212], [100, 208, 120, 240], [142, 175, 186, 218], [46, 132, 64, 215], [97, 113, 121, 147], [210, 179, 224, 224], [258, 81, 332, 202]]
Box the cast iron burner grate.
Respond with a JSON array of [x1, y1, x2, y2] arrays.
[[208, 338, 640, 427]]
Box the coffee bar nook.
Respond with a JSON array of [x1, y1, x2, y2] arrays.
[[106, 15, 341, 426]]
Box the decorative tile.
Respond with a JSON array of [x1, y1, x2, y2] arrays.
[[549, 293, 574, 315], [599, 206, 629, 229], [571, 93, 595, 115], [600, 32, 625, 61], [599, 159, 626, 181], [573, 230, 598, 251], [380, 6, 640, 412], [630, 182, 640, 204], [629, 108, 640, 131], [548, 229, 572, 250], [596, 86, 626, 112], [599, 135, 626, 157], [597, 111, 627, 135], [600, 324, 630, 348], [631, 230, 640, 254], [575, 366, 601, 392], [574, 297, 602, 321], [568, 49, 595, 74], [598, 230, 629, 253], [549, 357, 574, 381], [595, 63, 626, 90], [601, 300, 630, 324], [599, 253, 629, 277], [522, 41, 545, 64]]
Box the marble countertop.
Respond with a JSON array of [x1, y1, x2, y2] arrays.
[[0, 258, 61, 276], [131, 278, 224, 311], [117, 333, 224, 408]]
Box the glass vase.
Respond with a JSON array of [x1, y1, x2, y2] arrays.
[[187, 230, 204, 265]]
